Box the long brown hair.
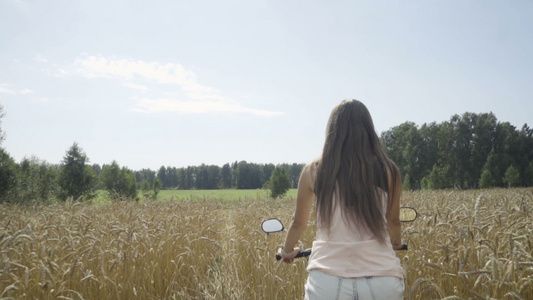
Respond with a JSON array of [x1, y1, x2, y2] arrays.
[[315, 99, 401, 243]]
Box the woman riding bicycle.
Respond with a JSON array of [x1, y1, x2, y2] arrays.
[[280, 99, 405, 299]]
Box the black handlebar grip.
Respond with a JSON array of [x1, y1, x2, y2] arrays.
[[298, 249, 312, 257], [399, 243, 408, 250], [276, 248, 312, 261]]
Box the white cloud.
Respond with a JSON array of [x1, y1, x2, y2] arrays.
[[55, 69, 68, 78], [35, 97, 49, 103], [0, 84, 15, 95], [75, 55, 219, 99], [132, 98, 283, 116], [0, 83, 32, 95], [34, 55, 49, 63], [123, 82, 149, 92], [75, 55, 283, 116]]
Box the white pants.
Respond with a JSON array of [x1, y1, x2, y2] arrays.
[[304, 270, 404, 300]]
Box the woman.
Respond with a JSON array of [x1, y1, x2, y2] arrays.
[[280, 99, 405, 299]]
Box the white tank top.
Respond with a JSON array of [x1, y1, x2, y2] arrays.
[[306, 189, 404, 278]]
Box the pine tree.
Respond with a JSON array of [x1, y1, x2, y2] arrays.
[[57, 143, 97, 201], [268, 166, 292, 198]]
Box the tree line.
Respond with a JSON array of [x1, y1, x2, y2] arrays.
[[144, 162, 303, 190], [1, 103, 531, 204], [381, 112, 533, 190], [0, 143, 304, 204]]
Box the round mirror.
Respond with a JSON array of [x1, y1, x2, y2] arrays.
[[261, 218, 284, 233], [399, 207, 418, 222]]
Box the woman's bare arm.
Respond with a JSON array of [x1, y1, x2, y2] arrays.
[[387, 166, 403, 249], [281, 163, 315, 259]]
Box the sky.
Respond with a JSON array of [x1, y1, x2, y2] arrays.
[[1, 0, 532, 171]]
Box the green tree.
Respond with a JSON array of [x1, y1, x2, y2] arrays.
[[434, 121, 456, 188], [422, 164, 452, 190], [381, 112, 531, 189], [207, 165, 221, 189], [503, 165, 520, 188], [524, 161, 533, 187], [57, 143, 97, 201], [236, 161, 249, 189], [262, 163, 276, 187], [166, 167, 179, 188], [196, 164, 209, 189], [141, 176, 160, 200], [470, 113, 497, 188], [236, 161, 262, 189], [157, 166, 167, 189], [418, 122, 440, 180], [141, 180, 151, 197], [153, 177, 161, 199], [0, 148, 17, 203], [421, 177, 430, 190], [101, 161, 138, 200], [517, 124, 533, 186], [92, 164, 102, 176], [221, 163, 233, 188], [177, 168, 187, 189], [17, 156, 58, 203], [479, 169, 495, 188], [195, 164, 220, 189], [402, 173, 411, 191], [135, 168, 156, 187], [449, 113, 475, 188], [491, 122, 518, 186], [185, 166, 195, 189], [289, 163, 305, 188], [0, 105, 18, 203], [268, 166, 292, 198], [381, 122, 423, 189]]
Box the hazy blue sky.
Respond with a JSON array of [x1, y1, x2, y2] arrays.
[[1, 0, 532, 170]]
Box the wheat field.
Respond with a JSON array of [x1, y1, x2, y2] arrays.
[[1, 189, 532, 299]]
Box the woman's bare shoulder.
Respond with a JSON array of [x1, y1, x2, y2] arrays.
[[302, 158, 321, 183], [303, 158, 320, 172]]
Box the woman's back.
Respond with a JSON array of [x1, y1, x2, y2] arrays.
[[307, 182, 403, 279], [315, 187, 388, 243]]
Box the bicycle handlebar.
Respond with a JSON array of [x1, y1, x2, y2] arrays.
[[275, 244, 408, 261]]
